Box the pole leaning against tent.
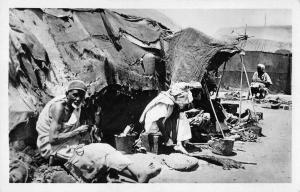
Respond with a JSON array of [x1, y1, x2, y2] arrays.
[[239, 51, 258, 121], [204, 82, 225, 139], [238, 54, 244, 125]]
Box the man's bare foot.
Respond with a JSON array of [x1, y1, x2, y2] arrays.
[[174, 144, 189, 155]]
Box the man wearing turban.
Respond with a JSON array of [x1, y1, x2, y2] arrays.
[[250, 64, 272, 99], [139, 82, 201, 154], [36, 80, 161, 182]]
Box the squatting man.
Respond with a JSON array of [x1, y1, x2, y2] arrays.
[[250, 63, 272, 99], [36, 80, 161, 182], [138, 82, 202, 154]]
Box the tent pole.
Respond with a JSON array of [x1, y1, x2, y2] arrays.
[[204, 82, 225, 138], [238, 56, 243, 125], [240, 54, 258, 121]]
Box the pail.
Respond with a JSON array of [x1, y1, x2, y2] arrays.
[[114, 134, 136, 154], [271, 103, 281, 109], [211, 138, 234, 156]]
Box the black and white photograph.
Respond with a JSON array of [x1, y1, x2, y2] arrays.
[[1, 0, 300, 191]]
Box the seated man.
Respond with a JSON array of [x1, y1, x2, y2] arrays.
[[139, 82, 201, 154], [36, 80, 161, 183], [250, 64, 272, 99]]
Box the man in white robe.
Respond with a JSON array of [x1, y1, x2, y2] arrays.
[[139, 82, 201, 154]]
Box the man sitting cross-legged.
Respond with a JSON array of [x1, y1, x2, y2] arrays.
[[36, 80, 161, 182]]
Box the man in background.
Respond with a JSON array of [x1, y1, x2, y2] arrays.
[[250, 64, 272, 99]]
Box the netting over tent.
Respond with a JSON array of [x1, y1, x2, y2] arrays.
[[165, 28, 240, 84]]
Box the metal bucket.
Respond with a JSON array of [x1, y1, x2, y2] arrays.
[[114, 134, 136, 154], [211, 138, 234, 156]]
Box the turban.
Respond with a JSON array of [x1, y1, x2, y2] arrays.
[[67, 80, 87, 93], [257, 64, 265, 70], [169, 82, 202, 105]]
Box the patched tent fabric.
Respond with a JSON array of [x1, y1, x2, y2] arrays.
[[9, 9, 241, 145], [43, 8, 170, 93], [8, 8, 172, 140], [9, 10, 53, 133], [165, 28, 240, 84]]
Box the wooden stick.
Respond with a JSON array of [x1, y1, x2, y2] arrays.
[[204, 82, 225, 138], [240, 55, 258, 121], [238, 56, 243, 125], [191, 143, 210, 145]]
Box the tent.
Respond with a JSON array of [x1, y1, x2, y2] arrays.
[[166, 28, 240, 84], [9, 8, 240, 145], [215, 26, 292, 94], [9, 8, 175, 144], [221, 39, 292, 94]]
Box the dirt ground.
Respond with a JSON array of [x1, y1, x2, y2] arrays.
[[144, 98, 291, 183]]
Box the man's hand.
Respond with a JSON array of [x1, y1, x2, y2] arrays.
[[73, 125, 89, 135], [90, 125, 102, 143]]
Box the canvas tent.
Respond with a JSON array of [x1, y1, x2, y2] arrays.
[[220, 38, 292, 94], [9, 8, 173, 144], [9, 8, 240, 145], [215, 26, 292, 94]]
